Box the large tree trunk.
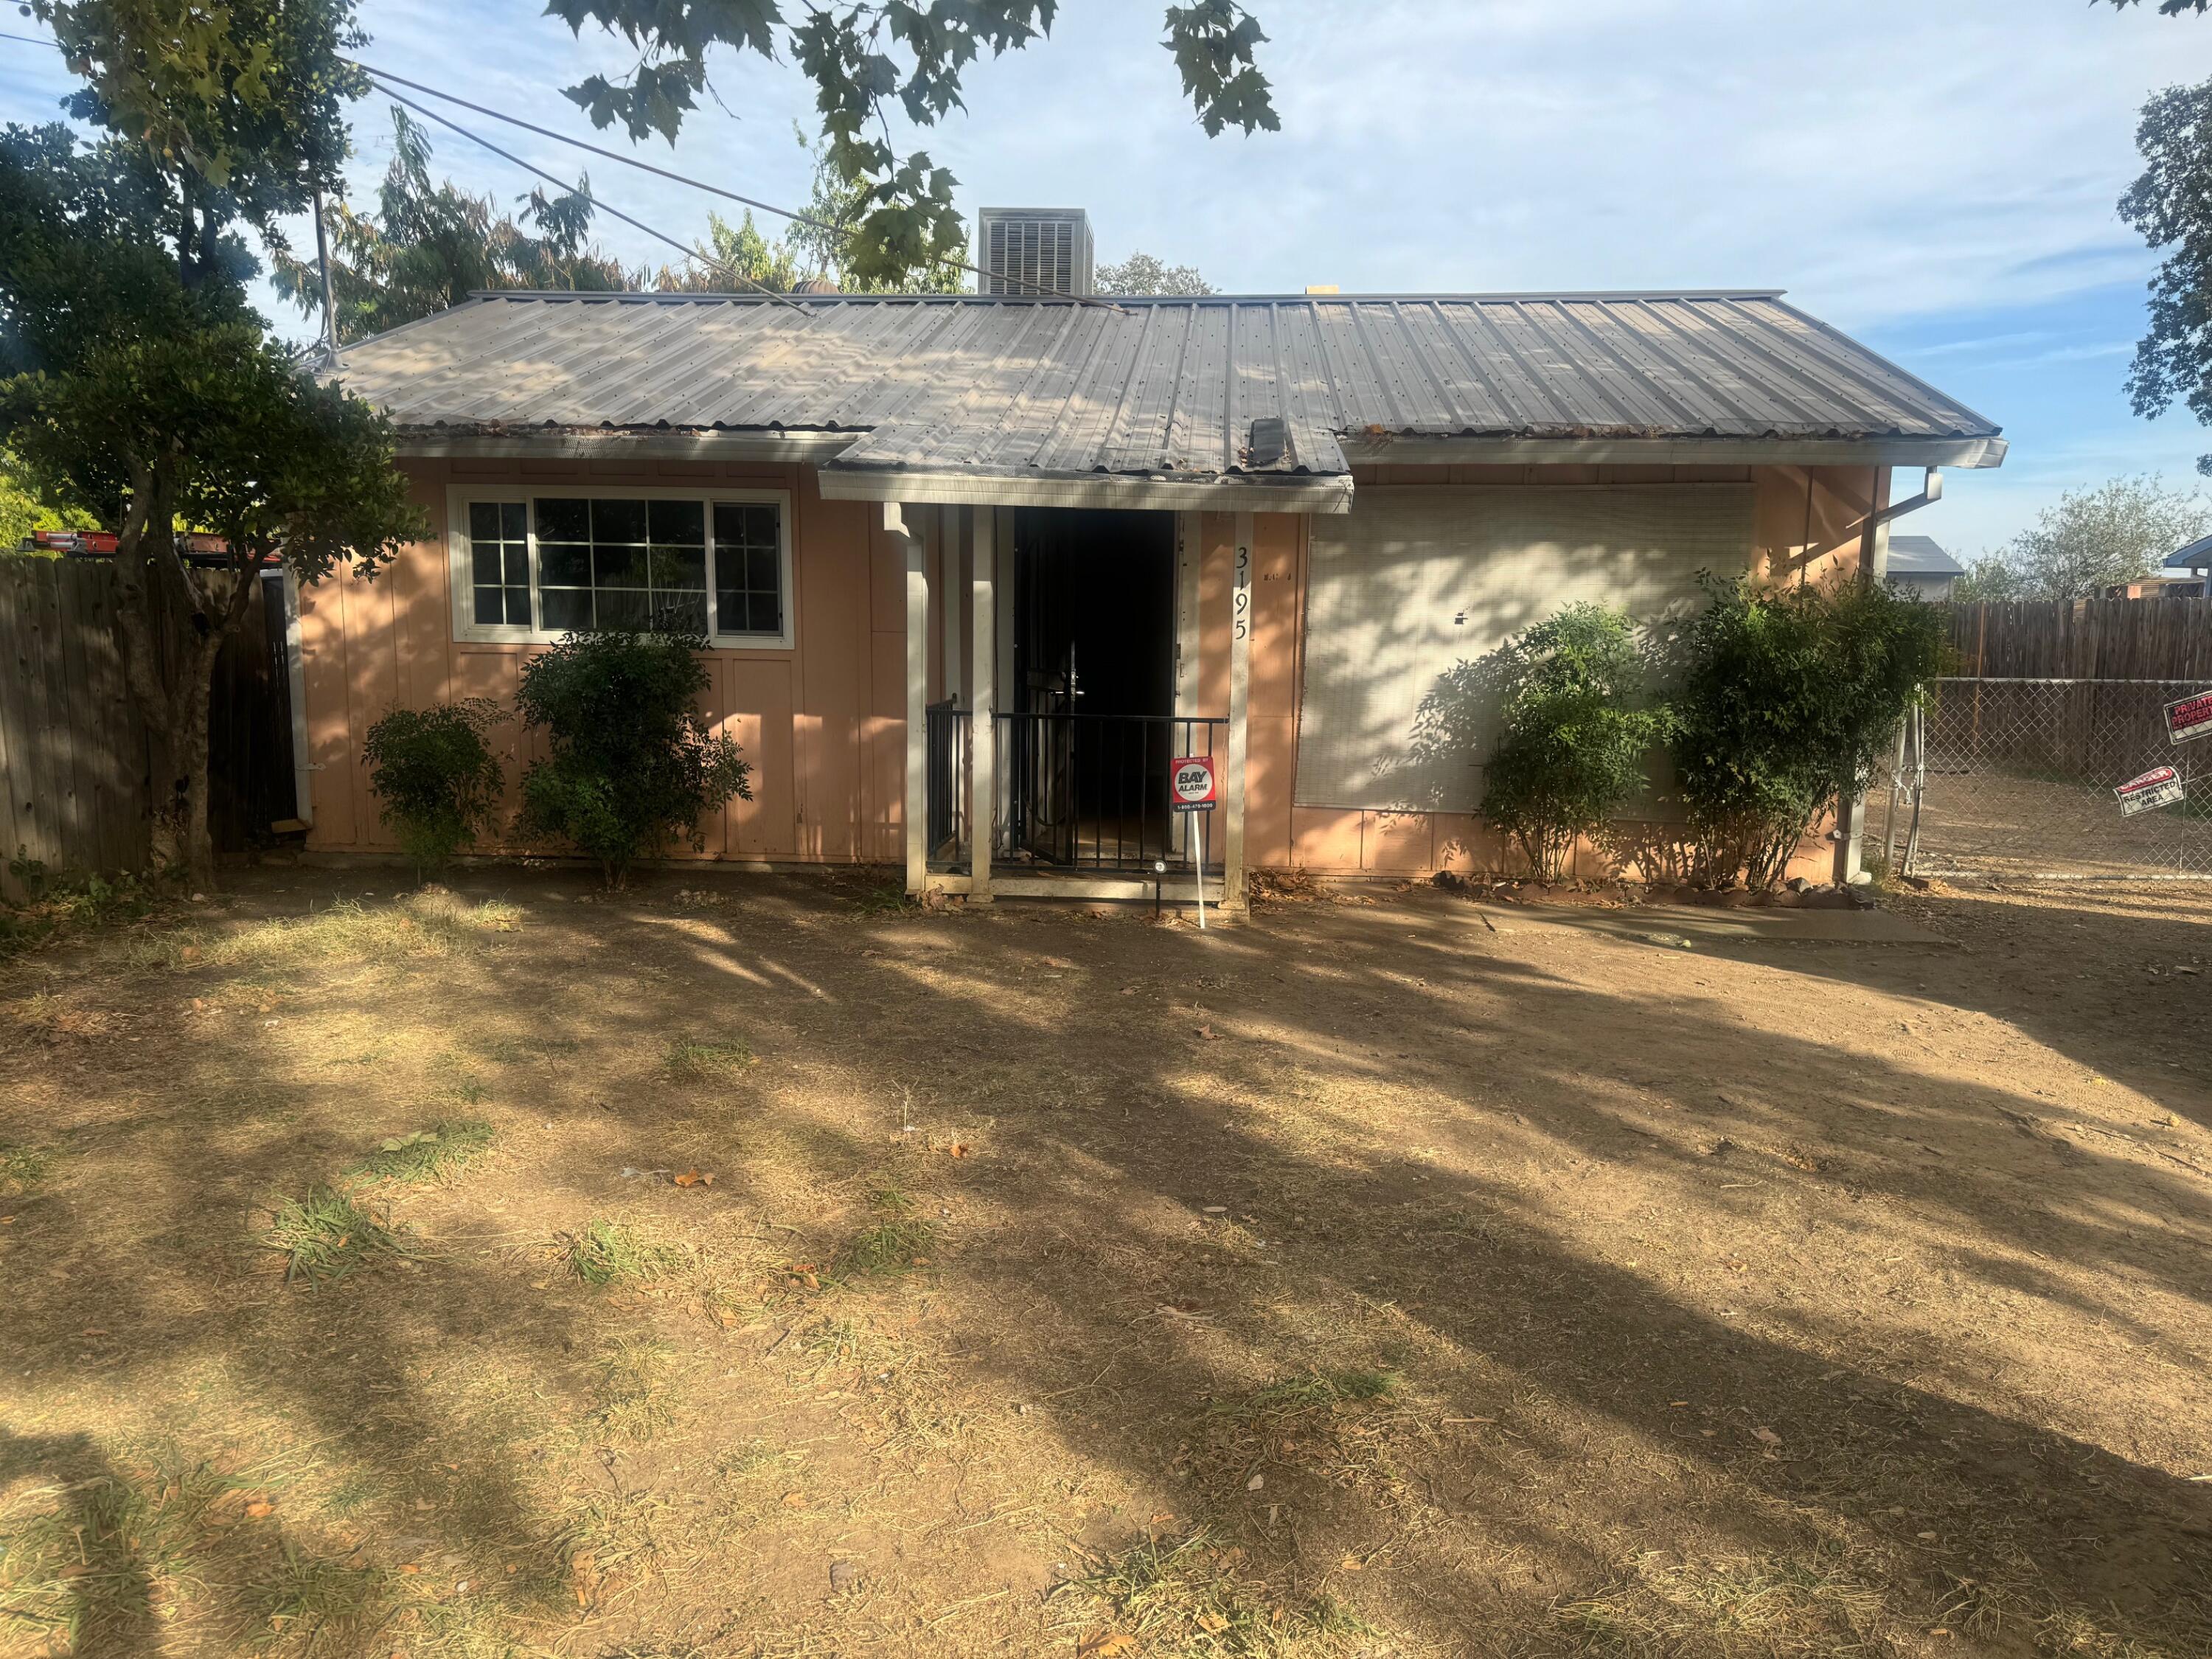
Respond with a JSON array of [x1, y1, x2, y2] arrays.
[[108, 462, 262, 890]]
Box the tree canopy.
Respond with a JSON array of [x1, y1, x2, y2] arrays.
[[546, 1, 1274, 290], [1096, 251, 1215, 296], [273, 109, 634, 344], [1952, 475, 2212, 601]]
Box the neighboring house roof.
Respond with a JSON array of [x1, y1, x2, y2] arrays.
[[327, 289, 2004, 509], [1886, 534, 1963, 577], [2165, 532, 2212, 572]]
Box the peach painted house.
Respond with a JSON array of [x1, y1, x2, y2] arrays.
[[310, 286, 2003, 904]]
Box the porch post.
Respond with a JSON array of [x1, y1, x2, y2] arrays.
[[1223, 511, 1254, 912], [969, 505, 995, 901], [892, 502, 928, 897]]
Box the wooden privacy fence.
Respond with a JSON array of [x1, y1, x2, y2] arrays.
[[1944, 598, 2212, 681], [0, 556, 299, 899]]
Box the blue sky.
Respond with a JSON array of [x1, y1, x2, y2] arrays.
[[7, 0, 2212, 555]]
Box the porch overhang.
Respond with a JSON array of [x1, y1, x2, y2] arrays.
[[817, 465, 1356, 514]]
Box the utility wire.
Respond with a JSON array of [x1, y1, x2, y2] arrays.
[[347, 58, 1121, 308], [3, 27, 1111, 308], [367, 80, 815, 316]]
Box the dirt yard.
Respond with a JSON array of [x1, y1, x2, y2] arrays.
[[0, 866, 2207, 1659]]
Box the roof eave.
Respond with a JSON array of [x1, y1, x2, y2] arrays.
[[1341, 433, 2008, 469], [813, 464, 1357, 514]]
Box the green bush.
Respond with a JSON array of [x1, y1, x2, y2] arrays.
[[1480, 604, 1671, 883], [515, 629, 751, 886], [1669, 575, 1944, 889], [361, 700, 507, 877]]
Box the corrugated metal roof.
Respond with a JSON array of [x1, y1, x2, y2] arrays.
[[328, 290, 2001, 488], [1886, 534, 1963, 576]]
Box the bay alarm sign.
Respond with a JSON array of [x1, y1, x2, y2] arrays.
[[2116, 764, 2186, 817], [1168, 755, 1219, 928], [1170, 755, 1218, 812]]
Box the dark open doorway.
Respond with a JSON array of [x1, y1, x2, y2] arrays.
[[1005, 509, 1194, 869], [1012, 508, 1175, 721]]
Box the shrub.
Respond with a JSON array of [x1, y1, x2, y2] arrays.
[[361, 700, 507, 877], [1669, 575, 1944, 889], [514, 629, 752, 887], [1479, 604, 1672, 883]]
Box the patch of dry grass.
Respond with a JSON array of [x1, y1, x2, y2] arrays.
[[1063, 1528, 1378, 1658], [123, 891, 520, 975], [564, 1217, 692, 1287]]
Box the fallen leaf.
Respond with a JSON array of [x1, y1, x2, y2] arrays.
[[1338, 1554, 1363, 1571], [397, 1563, 422, 1576], [243, 1498, 275, 1520], [1246, 1473, 1265, 1491], [782, 1492, 807, 1508], [1196, 1023, 1217, 1040], [1752, 1426, 1782, 1447], [947, 1142, 970, 1158], [1197, 1610, 1231, 1632], [1076, 1632, 1138, 1658], [672, 1168, 710, 1188]]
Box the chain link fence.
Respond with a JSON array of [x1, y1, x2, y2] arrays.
[[1870, 676, 2212, 881]]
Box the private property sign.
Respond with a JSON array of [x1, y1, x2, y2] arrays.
[[2116, 765, 2186, 817], [2166, 689, 2212, 746], [1170, 755, 1218, 812]]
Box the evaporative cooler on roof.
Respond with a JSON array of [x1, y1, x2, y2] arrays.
[[976, 209, 1094, 298]]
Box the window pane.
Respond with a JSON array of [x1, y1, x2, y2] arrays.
[[592, 498, 648, 544], [501, 501, 528, 541], [474, 585, 508, 626], [472, 540, 505, 586], [503, 542, 529, 588], [594, 543, 650, 588], [540, 542, 591, 587], [658, 592, 709, 636], [746, 545, 778, 590], [650, 543, 706, 589], [469, 501, 504, 542], [596, 588, 652, 632], [650, 499, 704, 544], [537, 498, 590, 542], [541, 587, 591, 632]]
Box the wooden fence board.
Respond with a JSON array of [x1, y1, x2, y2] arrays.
[[1944, 599, 2212, 683], [0, 556, 292, 898]]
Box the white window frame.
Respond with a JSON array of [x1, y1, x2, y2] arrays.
[[445, 483, 796, 650]]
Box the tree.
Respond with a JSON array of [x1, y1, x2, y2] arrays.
[[1972, 476, 2212, 599], [1096, 252, 1215, 297], [546, 1, 1276, 290], [1950, 554, 2030, 604], [0, 124, 421, 886], [273, 109, 635, 344], [24, 0, 366, 286], [649, 132, 965, 296], [0, 448, 97, 549], [651, 210, 806, 295]]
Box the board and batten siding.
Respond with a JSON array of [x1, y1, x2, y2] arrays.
[[298, 458, 1880, 879]]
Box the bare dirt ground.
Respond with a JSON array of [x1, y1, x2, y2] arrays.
[[1885, 771, 2212, 881], [0, 866, 2208, 1658]]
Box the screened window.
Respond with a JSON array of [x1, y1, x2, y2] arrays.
[[468, 501, 530, 627], [714, 501, 783, 636]]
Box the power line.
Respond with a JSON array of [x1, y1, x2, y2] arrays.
[[363, 81, 816, 316], [3, 26, 1107, 307], [347, 58, 1119, 308]]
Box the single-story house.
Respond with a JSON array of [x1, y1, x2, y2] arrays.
[[1882, 534, 1964, 600], [2155, 532, 2212, 598], [311, 284, 2004, 903]]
